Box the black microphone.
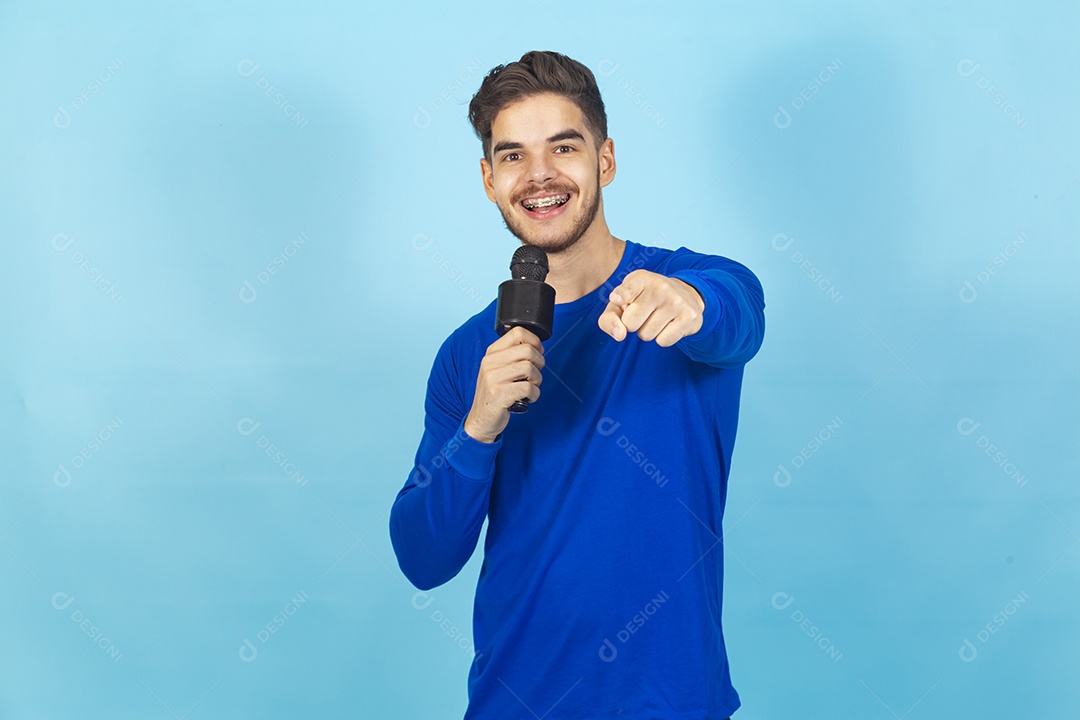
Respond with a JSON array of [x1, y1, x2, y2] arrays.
[[495, 245, 556, 414]]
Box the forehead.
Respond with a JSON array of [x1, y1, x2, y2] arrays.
[[491, 93, 589, 145]]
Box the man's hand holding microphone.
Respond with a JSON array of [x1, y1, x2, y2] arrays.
[[464, 245, 553, 444], [463, 326, 545, 444]]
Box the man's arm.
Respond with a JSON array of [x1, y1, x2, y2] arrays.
[[666, 248, 766, 368], [598, 247, 765, 368], [389, 326, 543, 590], [389, 336, 501, 591]]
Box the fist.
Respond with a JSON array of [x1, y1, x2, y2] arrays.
[[463, 326, 545, 443], [599, 269, 705, 346]]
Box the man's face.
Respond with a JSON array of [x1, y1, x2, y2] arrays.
[[480, 93, 615, 254]]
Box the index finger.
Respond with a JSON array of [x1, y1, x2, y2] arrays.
[[492, 324, 546, 353], [607, 269, 648, 307], [598, 302, 628, 341]]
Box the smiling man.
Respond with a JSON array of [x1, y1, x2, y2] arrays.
[[390, 51, 765, 720]]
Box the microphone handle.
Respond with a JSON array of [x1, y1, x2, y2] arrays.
[[508, 326, 537, 413]]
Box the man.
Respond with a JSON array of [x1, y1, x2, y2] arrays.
[[390, 50, 765, 719]]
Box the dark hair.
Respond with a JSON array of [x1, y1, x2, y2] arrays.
[[468, 50, 608, 162]]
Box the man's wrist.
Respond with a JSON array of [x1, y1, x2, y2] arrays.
[[674, 277, 706, 314], [463, 416, 499, 444]]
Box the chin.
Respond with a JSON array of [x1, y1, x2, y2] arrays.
[[530, 235, 584, 254], [500, 205, 596, 255], [504, 222, 583, 254]]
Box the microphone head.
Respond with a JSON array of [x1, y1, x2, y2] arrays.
[[510, 245, 549, 282]]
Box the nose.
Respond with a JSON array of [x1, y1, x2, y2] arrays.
[[525, 152, 556, 184]]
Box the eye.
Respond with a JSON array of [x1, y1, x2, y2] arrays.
[[554, 145, 575, 153], [502, 152, 521, 162]]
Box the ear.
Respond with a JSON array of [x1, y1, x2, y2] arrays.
[[480, 157, 497, 203], [598, 137, 616, 188]]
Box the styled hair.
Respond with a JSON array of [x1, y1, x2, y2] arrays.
[[468, 50, 608, 162]]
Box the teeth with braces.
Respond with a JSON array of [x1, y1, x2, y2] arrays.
[[523, 194, 569, 209]]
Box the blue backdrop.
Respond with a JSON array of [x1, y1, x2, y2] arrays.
[[2, 1, 1077, 718]]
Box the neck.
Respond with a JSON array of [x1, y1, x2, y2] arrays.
[[543, 212, 625, 304]]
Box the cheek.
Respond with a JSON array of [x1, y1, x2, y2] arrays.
[[494, 173, 519, 199], [496, 187, 520, 211]]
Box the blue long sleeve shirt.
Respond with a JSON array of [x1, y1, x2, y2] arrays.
[[390, 239, 765, 719]]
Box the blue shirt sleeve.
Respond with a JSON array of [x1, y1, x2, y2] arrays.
[[389, 334, 500, 590], [663, 247, 766, 368]]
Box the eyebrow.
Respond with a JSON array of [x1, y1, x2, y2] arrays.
[[492, 129, 587, 157]]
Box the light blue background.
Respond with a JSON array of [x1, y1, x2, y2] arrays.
[[2, 1, 1077, 718]]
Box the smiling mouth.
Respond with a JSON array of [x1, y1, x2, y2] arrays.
[[520, 193, 571, 213]]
